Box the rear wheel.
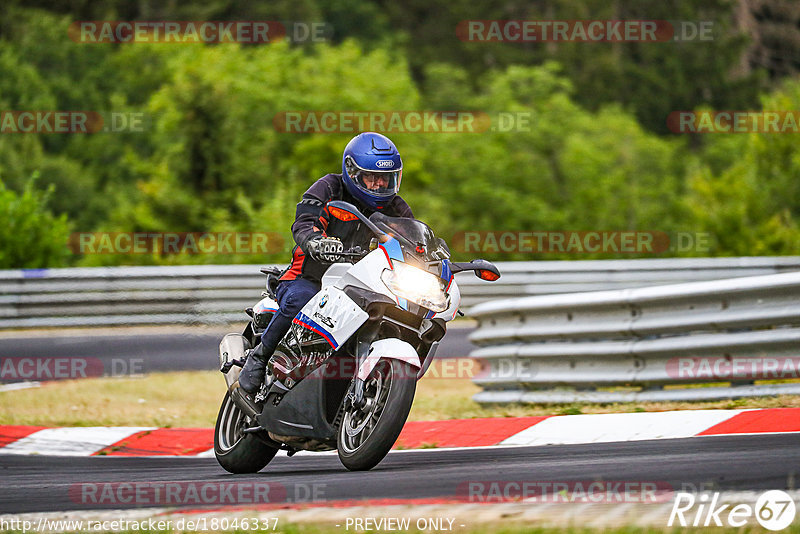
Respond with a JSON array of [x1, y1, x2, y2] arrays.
[[337, 359, 416, 471], [214, 391, 277, 474]]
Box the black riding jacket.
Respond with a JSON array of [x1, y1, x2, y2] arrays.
[[280, 174, 413, 282]]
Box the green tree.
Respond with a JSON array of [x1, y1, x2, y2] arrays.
[[92, 40, 421, 265], [684, 79, 800, 255], [0, 176, 71, 268], [407, 63, 687, 260]]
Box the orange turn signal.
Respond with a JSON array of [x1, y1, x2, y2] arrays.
[[477, 269, 500, 281], [328, 206, 359, 221]]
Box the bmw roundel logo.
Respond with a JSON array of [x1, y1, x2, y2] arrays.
[[375, 160, 394, 168], [319, 294, 328, 308]]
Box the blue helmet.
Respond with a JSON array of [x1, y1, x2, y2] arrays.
[[341, 132, 402, 210]]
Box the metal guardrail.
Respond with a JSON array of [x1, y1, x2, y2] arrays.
[[455, 256, 800, 309], [0, 265, 267, 329], [0, 257, 799, 329], [468, 270, 800, 403]]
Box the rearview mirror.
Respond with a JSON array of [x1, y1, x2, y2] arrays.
[[449, 259, 501, 280]]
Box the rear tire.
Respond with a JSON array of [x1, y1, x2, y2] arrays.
[[214, 391, 277, 474], [337, 359, 416, 471]]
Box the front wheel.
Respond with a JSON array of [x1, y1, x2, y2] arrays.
[[337, 359, 416, 471], [214, 391, 278, 474]]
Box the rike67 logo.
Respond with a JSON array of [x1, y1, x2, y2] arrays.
[[669, 490, 796, 530]]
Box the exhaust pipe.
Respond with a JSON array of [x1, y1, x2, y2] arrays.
[[219, 334, 250, 389], [218, 334, 260, 418], [230, 387, 260, 419]]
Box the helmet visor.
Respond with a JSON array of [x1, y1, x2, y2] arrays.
[[345, 156, 401, 198]]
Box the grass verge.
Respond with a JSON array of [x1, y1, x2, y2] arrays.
[[1, 365, 799, 427]]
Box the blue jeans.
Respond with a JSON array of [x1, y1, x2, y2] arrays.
[[259, 277, 320, 356]]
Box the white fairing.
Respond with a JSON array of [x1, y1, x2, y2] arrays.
[[293, 248, 459, 353], [357, 338, 421, 381], [332, 248, 397, 301], [297, 286, 369, 349], [321, 263, 352, 289], [325, 249, 461, 321], [434, 279, 461, 322], [254, 295, 279, 313]]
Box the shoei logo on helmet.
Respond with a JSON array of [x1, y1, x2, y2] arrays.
[[376, 160, 395, 168]]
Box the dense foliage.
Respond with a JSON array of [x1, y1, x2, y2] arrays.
[[0, 3, 798, 268], [0, 175, 70, 268]]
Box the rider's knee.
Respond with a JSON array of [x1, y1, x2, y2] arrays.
[[283, 292, 313, 315]]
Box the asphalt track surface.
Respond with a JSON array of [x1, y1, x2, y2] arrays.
[[0, 434, 797, 514], [0, 327, 476, 379]]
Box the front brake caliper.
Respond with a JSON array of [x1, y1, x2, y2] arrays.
[[348, 377, 367, 410]]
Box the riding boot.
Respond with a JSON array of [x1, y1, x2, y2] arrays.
[[238, 342, 271, 394]]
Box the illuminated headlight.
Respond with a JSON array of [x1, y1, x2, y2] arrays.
[[380, 263, 449, 313]]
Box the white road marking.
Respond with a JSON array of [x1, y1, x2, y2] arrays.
[[1, 427, 155, 456], [500, 410, 743, 446]]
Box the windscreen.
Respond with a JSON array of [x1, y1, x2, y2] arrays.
[[369, 213, 450, 261]]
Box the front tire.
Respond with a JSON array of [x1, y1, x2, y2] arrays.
[[337, 359, 416, 471], [214, 391, 277, 474]]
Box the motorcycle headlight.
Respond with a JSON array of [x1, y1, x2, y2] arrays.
[[380, 263, 449, 313]]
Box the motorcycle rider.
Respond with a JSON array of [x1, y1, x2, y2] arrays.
[[239, 132, 413, 394]]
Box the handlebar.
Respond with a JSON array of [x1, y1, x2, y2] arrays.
[[332, 248, 368, 263]]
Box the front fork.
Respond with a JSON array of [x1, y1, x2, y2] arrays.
[[347, 338, 372, 410], [346, 337, 424, 410]]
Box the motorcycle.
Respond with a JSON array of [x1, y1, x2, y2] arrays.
[[214, 201, 500, 473]]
